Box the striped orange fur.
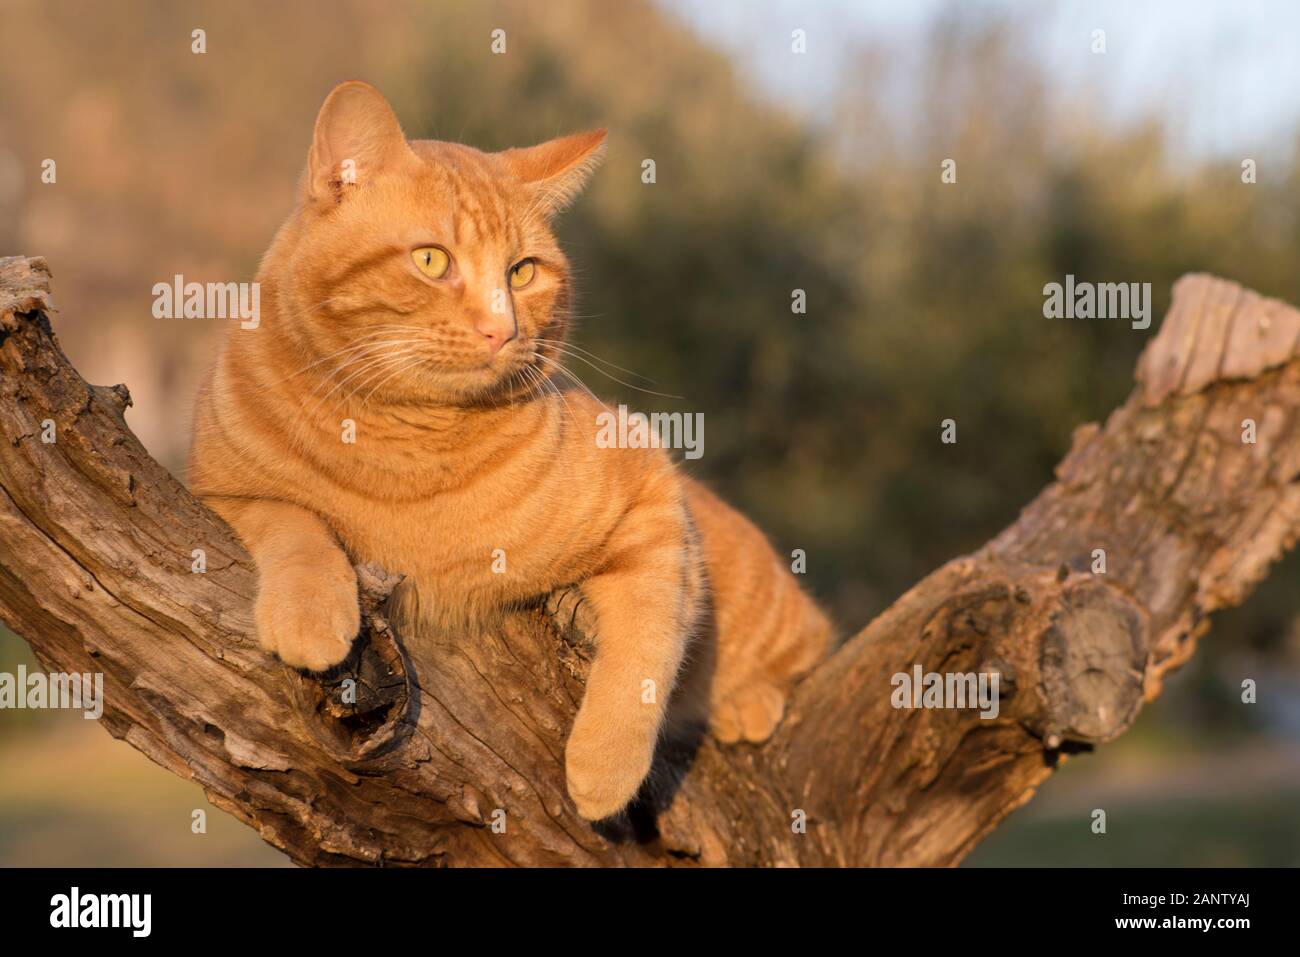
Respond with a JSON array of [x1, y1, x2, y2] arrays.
[[189, 82, 831, 821]]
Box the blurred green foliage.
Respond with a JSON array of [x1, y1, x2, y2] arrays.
[[968, 789, 1300, 867]]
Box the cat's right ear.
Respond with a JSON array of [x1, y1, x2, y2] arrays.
[[304, 81, 414, 205]]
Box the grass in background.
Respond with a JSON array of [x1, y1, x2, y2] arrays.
[[0, 626, 285, 866]]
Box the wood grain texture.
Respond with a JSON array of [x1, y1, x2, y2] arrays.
[[2, 255, 1296, 866]]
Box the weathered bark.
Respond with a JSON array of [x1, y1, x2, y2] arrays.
[[2, 255, 1297, 866]]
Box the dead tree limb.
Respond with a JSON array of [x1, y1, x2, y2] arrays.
[[2, 255, 1297, 866]]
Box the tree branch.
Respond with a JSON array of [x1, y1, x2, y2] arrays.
[[2, 256, 1297, 865]]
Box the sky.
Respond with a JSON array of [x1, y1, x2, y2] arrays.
[[661, 0, 1300, 160]]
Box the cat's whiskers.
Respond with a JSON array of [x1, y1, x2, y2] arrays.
[[534, 337, 658, 384], [356, 351, 434, 407], [534, 353, 600, 406], [300, 344, 421, 425], [535, 343, 684, 400], [502, 367, 522, 415], [309, 338, 430, 400], [517, 363, 547, 408], [513, 362, 544, 406], [493, 361, 546, 431], [277, 326, 434, 386], [530, 354, 592, 426], [278, 343, 428, 456], [330, 347, 426, 409], [536, 368, 579, 432]]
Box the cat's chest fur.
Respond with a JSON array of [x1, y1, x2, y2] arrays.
[[311, 394, 635, 627]]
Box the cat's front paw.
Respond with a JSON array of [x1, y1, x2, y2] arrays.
[[564, 715, 655, 821], [254, 562, 360, 672]]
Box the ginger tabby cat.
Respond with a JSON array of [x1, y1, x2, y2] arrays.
[[189, 82, 831, 821]]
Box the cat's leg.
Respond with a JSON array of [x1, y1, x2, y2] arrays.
[[205, 497, 359, 671], [707, 591, 830, 745], [564, 526, 697, 821], [677, 477, 833, 745]]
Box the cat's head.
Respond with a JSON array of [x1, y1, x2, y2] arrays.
[[266, 81, 605, 406]]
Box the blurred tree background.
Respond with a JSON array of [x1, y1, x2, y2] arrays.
[[0, 0, 1297, 865]]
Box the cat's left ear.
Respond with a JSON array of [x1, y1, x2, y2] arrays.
[[498, 130, 607, 217], [304, 81, 416, 205]]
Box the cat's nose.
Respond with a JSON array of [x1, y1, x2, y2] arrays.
[[474, 315, 517, 355]]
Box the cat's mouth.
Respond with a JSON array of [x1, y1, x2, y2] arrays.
[[442, 342, 543, 402], [372, 340, 547, 406]]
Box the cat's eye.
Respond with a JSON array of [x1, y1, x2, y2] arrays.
[[509, 258, 536, 289], [412, 246, 451, 279]]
